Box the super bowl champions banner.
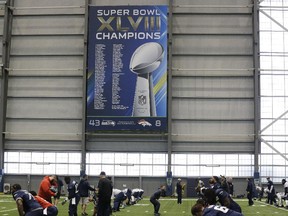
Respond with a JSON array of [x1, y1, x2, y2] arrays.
[[86, 5, 168, 131]]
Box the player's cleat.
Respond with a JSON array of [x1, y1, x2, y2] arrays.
[[61, 199, 67, 205]]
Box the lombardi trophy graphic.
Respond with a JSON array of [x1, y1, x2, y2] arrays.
[[130, 42, 164, 117]]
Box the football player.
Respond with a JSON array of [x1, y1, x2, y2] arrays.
[[210, 176, 242, 213], [191, 189, 244, 216], [112, 189, 127, 211], [30, 191, 58, 215], [150, 185, 166, 216], [266, 177, 276, 205], [63, 176, 80, 216], [12, 184, 43, 216], [275, 179, 288, 208]]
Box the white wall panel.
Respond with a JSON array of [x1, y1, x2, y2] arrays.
[[11, 36, 83, 55], [7, 98, 82, 119], [15, 0, 85, 7], [172, 142, 254, 152], [2, 0, 86, 150], [173, 14, 252, 34], [169, 0, 255, 153], [172, 77, 254, 98], [5, 119, 82, 141], [172, 99, 254, 120], [12, 16, 85, 35], [8, 77, 82, 97], [172, 121, 254, 142], [87, 140, 167, 152], [90, 0, 168, 6], [173, 0, 252, 14], [5, 140, 81, 150], [14, 0, 85, 15], [173, 35, 253, 55], [9, 56, 83, 76], [172, 56, 253, 72]]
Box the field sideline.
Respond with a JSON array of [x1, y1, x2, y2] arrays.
[[1, 195, 288, 216]]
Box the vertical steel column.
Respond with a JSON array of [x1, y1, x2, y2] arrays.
[[167, 0, 173, 173], [253, 0, 261, 174], [80, 0, 90, 175], [139, 176, 142, 189], [0, 0, 13, 192]]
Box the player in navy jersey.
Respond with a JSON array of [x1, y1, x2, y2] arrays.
[[63, 176, 80, 216], [191, 189, 244, 216], [202, 205, 244, 216], [266, 177, 276, 205], [12, 184, 43, 216], [112, 189, 127, 212], [210, 176, 242, 213], [122, 188, 132, 205], [150, 185, 166, 216], [246, 178, 254, 206]]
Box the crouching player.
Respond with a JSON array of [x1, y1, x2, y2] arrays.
[[30, 191, 58, 216], [131, 188, 140, 204], [210, 176, 242, 213], [123, 188, 132, 205], [275, 179, 288, 208], [150, 185, 166, 216], [191, 189, 244, 216], [112, 189, 127, 211], [11, 184, 43, 216]]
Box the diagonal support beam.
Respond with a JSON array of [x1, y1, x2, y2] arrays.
[[261, 138, 288, 162], [260, 109, 288, 133], [259, 9, 288, 32]]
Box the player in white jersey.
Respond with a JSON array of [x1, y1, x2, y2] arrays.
[[275, 179, 288, 208]]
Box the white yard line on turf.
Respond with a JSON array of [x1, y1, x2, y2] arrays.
[[0, 208, 17, 213], [255, 200, 288, 212], [140, 198, 254, 202]]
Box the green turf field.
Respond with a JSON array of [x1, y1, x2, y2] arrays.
[[1, 195, 288, 216]]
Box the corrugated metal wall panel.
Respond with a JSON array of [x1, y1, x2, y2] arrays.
[[4, 0, 85, 150], [172, 99, 254, 120], [7, 77, 83, 97], [11, 36, 84, 55], [172, 77, 254, 98], [172, 56, 253, 74], [173, 14, 252, 34], [2, 0, 256, 153], [5, 119, 82, 141], [169, 0, 255, 152], [173, 35, 253, 55], [9, 56, 83, 76], [5, 140, 81, 151], [12, 16, 85, 35], [7, 98, 82, 119]]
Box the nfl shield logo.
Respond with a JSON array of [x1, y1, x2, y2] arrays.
[[138, 95, 146, 105]]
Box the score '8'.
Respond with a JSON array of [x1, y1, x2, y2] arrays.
[[155, 120, 161, 127]]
